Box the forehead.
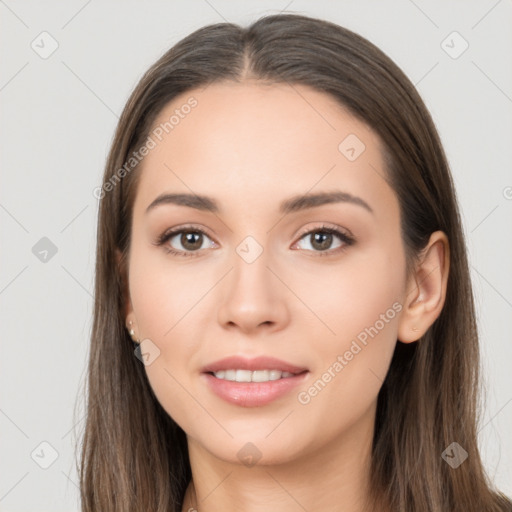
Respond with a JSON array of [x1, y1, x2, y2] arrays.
[[133, 81, 395, 219]]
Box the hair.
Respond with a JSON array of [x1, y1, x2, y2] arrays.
[[77, 13, 512, 512]]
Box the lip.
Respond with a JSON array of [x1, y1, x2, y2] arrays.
[[201, 356, 309, 408]]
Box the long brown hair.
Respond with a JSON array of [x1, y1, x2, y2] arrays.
[[78, 13, 512, 511]]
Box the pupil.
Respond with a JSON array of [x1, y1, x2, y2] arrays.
[[313, 232, 332, 250], [182, 232, 202, 250]]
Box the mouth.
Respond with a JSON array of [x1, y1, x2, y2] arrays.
[[200, 356, 309, 407], [207, 368, 303, 382]]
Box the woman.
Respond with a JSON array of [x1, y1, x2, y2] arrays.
[[79, 13, 512, 512]]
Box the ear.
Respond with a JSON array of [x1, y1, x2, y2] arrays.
[[116, 249, 135, 326], [397, 231, 450, 343]]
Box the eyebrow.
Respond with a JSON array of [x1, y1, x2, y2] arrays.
[[145, 190, 374, 215]]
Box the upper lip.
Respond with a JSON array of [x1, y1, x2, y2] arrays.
[[201, 356, 308, 375]]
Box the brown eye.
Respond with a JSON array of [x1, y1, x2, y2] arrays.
[[309, 232, 334, 251], [293, 226, 355, 256], [156, 227, 216, 257], [178, 231, 204, 251]]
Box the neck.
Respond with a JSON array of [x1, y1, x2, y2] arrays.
[[182, 404, 379, 512]]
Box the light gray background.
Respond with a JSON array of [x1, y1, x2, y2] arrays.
[[1, 1, 511, 510]]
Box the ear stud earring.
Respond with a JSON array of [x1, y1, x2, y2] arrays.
[[127, 320, 139, 344]]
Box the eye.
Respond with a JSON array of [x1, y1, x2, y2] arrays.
[[292, 224, 355, 256], [155, 226, 216, 257], [155, 223, 355, 258]]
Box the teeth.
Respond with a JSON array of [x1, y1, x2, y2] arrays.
[[268, 370, 281, 381], [212, 369, 296, 382], [235, 369, 252, 382], [254, 370, 272, 382]]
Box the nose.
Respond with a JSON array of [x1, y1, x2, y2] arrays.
[[216, 243, 290, 335]]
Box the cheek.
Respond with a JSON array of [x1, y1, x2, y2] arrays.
[[305, 241, 404, 345], [128, 241, 214, 340], [299, 243, 404, 405], [128, 245, 218, 423], [129, 264, 200, 431]]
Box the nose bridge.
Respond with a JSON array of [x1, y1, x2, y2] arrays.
[[216, 233, 288, 332], [230, 234, 275, 302]]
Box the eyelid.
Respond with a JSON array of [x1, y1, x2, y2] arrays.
[[156, 224, 217, 245], [294, 221, 354, 241], [290, 222, 355, 256]]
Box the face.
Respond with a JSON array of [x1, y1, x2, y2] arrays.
[[124, 81, 409, 466]]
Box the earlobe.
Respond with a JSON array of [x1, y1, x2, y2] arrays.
[[116, 248, 140, 341], [116, 248, 133, 319], [397, 231, 450, 343]]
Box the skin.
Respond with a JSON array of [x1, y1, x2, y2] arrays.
[[120, 81, 449, 512]]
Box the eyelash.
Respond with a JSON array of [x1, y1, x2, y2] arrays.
[[155, 223, 355, 258]]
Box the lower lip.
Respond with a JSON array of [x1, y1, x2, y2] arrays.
[[202, 371, 309, 407]]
